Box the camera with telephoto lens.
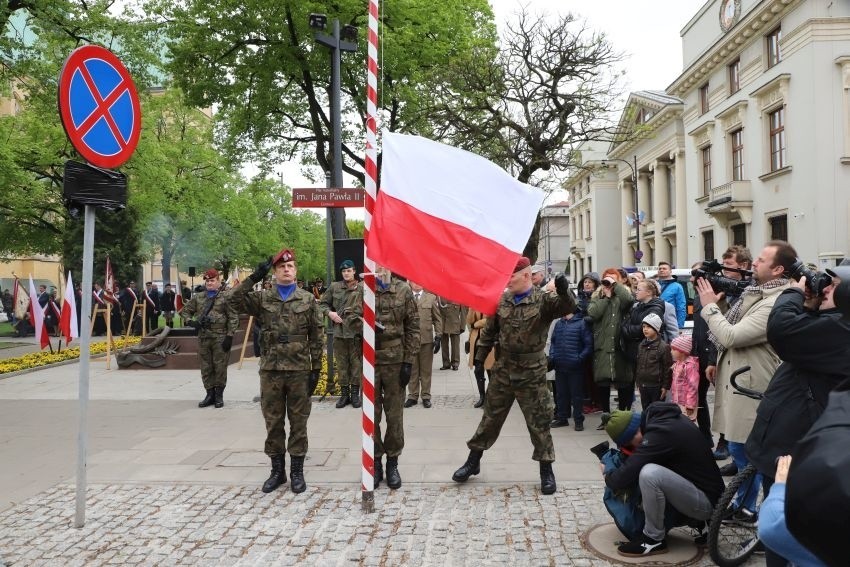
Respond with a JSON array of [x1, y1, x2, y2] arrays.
[[785, 259, 833, 296], [590, 441, 610, 460], [691, 260, 751, 295]]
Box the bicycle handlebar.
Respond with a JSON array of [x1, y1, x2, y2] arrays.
[[729, 365, 764, 400]]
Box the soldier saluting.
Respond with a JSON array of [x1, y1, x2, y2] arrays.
[[180, 269, 239, 409], [452, 257, 576, 495], [230, 249, 323, 495]]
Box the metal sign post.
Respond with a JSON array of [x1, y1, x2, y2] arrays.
[[58, 44, 140, 528]]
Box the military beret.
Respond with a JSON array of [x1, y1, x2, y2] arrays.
[[272, 248, 296, 266], [339, 259, 355, 270], [202, 268, 219, 280], [514, 257, 531, 273]]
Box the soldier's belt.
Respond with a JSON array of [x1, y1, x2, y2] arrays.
[[275, 334, 308, 344], [501, 350, 543, 361], [376, 338, 402, 349]]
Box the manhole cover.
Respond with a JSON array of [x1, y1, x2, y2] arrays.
[[218, 450, 332, 467], [580, 523, 704, 566]]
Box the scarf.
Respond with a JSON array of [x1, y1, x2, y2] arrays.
[[708, 278, 788, 356]]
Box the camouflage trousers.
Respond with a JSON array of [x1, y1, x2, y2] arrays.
[[407, 343, 434, 401], [333, 336, 362, 388], [375, 363, 405, 458], [441, 333, 461, 367], [467, 366, 556, 462], [259, 370, 312, 457], [198, 334, 229, 390]]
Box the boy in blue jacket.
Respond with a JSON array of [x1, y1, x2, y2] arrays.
[[549, 311, 593, 431]]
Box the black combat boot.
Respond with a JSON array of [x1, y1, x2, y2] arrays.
[[213, 386, 224, 408], [540, 461, 556, 495], [374, 457, 384, 487], [336, 385, 351, 409], [261, 455, 286, 493], [198, 389, 215, 408], [385, 457, 402, 489], [350, 385, 362, 408], [452, 450, 483, 482], [290, 456, 306, 494], [474, 377, 486, 408]]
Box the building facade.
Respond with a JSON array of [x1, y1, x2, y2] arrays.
[[580, 0, 850, 270], [538, 201, 571, 275]]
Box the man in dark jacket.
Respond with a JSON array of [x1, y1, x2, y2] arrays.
[[603, 404, 723, 557], [745, 266, 850, 482]]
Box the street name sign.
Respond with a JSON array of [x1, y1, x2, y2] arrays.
[[292, 187, 365, 208]]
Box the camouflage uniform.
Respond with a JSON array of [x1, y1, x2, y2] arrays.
[[180, 288, 239, 389], [319, 280, 364, 389], [408, 290, 442, 402], [375, 280, 419, 458], [439, 299, 468, 368], [230, 278, 323, 458], [468, 287, 576, 462]]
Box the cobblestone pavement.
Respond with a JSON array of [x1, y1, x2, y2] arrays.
[[0, 481, 738, 567]]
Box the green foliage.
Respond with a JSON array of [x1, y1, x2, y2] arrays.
[[346, 219, 364, 238], [62, 208, 146, 286]]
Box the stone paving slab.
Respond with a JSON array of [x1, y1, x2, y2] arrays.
[[0, 482, 734, 567]]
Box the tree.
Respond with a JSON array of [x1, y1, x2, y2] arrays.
[[62, 208, 146, 287], [152, 0, 499, 239], [425, 10, 625, 261]]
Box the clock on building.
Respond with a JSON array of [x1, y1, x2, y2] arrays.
[[720, 0, 741, 33]]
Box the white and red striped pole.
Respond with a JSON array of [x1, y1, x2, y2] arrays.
[[361, 0, 380, 512]]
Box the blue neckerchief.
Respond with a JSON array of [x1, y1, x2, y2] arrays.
[[277, 283, 297, 301], [206, 290, 218, 299], [377, 278, 389, 291], [513, 288, 532, 304]]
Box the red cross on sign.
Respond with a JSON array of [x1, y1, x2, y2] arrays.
[[58, 45, 141, 169]]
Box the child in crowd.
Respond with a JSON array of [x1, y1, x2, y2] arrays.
[[669, 335, 700, 421], [635, 313, 672, 410], [548, 310, 593, 431]]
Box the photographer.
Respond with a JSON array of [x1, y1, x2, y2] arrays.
[[691, 245, 753, 457], [696, 240, 793, 519]]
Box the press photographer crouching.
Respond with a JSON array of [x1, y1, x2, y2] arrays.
[[600, 405, 723, 557], [746, 263, 850, 566]]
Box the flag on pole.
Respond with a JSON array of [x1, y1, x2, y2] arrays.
[[175, 292, 184, 312], [105, 255, 115, 302], [59, 271, 79, 343], [12, 277, 29, 321], [28, 276, 50, 349], [366, 131, 545, 315]]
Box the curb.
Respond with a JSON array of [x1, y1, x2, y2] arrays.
[[0, 353, 111, 381]]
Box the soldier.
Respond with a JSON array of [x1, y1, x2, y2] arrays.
[[404, 281, 442, 408], [230, 249, 323, 494], [373, 264, 419, 489], [452, 257, 576, 495], [438, 298, 468, 370], [180, 269, 239, 409], [319, 259, 364, 409]]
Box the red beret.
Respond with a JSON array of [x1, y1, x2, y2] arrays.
[[203, 268, 219, 280], [273, 248, 296, 266], [514, 256, 531, 273]]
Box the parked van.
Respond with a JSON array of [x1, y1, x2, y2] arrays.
[[639, 268, 695, 333]]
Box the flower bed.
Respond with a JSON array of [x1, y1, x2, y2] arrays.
[[0, 337, 142, 375]]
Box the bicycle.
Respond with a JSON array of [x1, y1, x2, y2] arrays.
[[707, 365, 766, 567]]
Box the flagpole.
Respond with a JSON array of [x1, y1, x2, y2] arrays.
[[360, 0, 379, 513], [74, 205, 95, 528]]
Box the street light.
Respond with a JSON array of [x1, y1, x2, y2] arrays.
[[309, 14, 358, 238], [601, 155, 642, 265]]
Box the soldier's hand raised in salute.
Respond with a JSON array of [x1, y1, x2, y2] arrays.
[[251, 256, 274, 281]]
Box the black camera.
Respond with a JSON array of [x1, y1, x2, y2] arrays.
[[691, 260, 751, 295], [590, 441, 610, 460], [785, 259, 832, 296]]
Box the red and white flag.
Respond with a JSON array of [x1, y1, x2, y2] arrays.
[[28, 276, 50, 349], [59, 271, 79, 343], [143, 288, 156, 308], [366, 132, 544, 315], [175, 293, 184, 312], [105, 256, 115, 301]]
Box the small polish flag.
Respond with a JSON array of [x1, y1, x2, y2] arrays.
[[59, 271, 79, 343], [28, 276, 50, 350], [366, 132, 544, 315]]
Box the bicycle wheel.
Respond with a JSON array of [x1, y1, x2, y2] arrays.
[[708, 464, 762, 567]]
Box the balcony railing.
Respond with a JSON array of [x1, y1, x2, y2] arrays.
[[707, 181, 752, 209]]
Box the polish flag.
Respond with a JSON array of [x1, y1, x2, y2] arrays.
[[175, 293, 184, 312], [28, 276, 50, 349], [366, 132, 544, 315], [59, 271, 79, 343]]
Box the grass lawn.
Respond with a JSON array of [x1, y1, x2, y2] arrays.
[[0, 321, 15, 338]]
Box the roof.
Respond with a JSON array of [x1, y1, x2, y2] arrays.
[[634, 90, 683, 106]]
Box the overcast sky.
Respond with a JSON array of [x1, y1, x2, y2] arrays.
[[280, 0, 708, 216]]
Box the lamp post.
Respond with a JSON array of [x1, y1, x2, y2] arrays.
[[309, 14, 358, 238], [602, 155, 642, 265]]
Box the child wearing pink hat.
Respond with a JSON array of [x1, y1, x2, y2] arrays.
[[670, 335, 699, 421]]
